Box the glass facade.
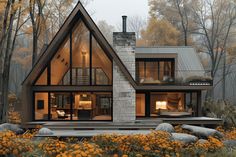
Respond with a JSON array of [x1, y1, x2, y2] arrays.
[[33, 20, 113, 121], [72, 92, 112, 120], [34, 92, 49, 120], [136, 92, 198, 117], [72, 21, 90, 85], [34, 21, 112, 86], [136, 94, 145, 116], [34, 92, 112, 121], [92, 36, 112, 85], [136, 59, 174, 84], [51, 37, 70, 85], [50, 93, 72, 120]]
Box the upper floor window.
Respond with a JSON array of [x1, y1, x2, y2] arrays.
[[34, 21, 112, 86], [136, 59, 175, 84]]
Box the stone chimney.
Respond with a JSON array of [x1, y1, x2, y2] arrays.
[[112, 16, 136, 123], [113, 16, 136, 78]]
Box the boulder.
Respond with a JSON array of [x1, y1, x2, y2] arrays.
[[38, 127, 53, 135], [171, 133, 198, 144], [0, 123, 24, 134], [155, 123, 175, 133], [223, 140, 236, 148], [197, 139, 209, 144], [181, 124, 224, 138]]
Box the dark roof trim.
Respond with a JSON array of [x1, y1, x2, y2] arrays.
[[135, 53, 177, 59], [22, 2, 137, 88], [136, 85, 212, 91], [32, 86, 112, 92]]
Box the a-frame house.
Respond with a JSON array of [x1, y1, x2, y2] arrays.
[[22, 2, 214, 125], [22, 2, 136, 123]]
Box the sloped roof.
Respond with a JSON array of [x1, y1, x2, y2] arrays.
[[135, 47, 206, 79], [22, 2, 136, 87]]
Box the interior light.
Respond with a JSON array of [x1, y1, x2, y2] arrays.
[[156, 101, 167, 110]]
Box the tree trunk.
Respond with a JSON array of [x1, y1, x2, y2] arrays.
[[222, 52, 226, 99], [32, 31, 38, 66], [184, 31, 188, 46], [0, 0, 16, 123]]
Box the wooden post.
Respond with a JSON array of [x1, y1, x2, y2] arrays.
[[197, 91, 202, 117], [145, 92, 150, 117]]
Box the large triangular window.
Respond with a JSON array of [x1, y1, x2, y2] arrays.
[[50, 36, 70, 85], [71, 21, 90, 85], [34, 20, 112, 86], [91, 36, 112, 85]]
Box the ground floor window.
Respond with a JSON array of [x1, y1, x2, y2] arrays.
[[34, 92, 49, 120], [136, 94, 145, 116], [34, 92, 112, 121], [136, 92, 198, 117]]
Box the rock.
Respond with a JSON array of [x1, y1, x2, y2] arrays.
[[197, 139, 209, 144], [223, 140, 236, 148], [171, 133, 198, 144], [38, 127, 53, 135], [155, 123, 175, 133], [0, 123, 24, 134], [181, 124, 224, 138]]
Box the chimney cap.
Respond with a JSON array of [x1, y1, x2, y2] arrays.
[[122, 15, 127, 32]]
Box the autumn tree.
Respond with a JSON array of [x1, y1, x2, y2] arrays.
[[127, 15, 146, 39], [28, 0, 47, 66], [141, 18, 180, 46], [148, 0, 198, 46], [0, 0, 27, 122], [192, 0, 236, 97]]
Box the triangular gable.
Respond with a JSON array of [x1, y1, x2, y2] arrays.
[[22, 2, 137, 88]]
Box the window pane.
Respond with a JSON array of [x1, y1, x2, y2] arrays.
[[191, 92, 197, 116], [34, 92, 49, 120], [92, 36, 112, 85], [136, 94, 145, 116], [150, 92, 186, 117], [72, 21, 90, 85], [138, 62, 145, 83], [137, 60, 174, 84], [50, 92, 71, 120], [51, 37, 70, 85], [72, 92, 112, 120], [159, 61, 164, 81], [35, 68, 47, 85]]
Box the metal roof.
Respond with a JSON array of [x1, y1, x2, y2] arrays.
[[135, 47, 206, 79]]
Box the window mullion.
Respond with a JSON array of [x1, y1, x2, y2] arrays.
[[70, 31, 72, 85], [89, 32, 92, 85]]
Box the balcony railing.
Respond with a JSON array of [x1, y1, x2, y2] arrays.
[[59, 67, 111, 85], [137, 70, 212, 86]]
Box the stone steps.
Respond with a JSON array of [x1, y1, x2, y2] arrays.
[[43, 122, 159, 130]]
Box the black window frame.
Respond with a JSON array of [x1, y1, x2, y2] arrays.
[[136, 58, 175, 84], [33, 19, 113, 86]]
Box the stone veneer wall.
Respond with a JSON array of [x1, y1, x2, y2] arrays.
[[112, 32, 136, 122]]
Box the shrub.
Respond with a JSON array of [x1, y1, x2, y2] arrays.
[[203, 99, 236, 128], [0, 130, 34, 156]]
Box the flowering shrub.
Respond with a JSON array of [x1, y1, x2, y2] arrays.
[[92, 131, 183, 156], [0, 130, 34, 156], [216, 126, 236, 140], [8, 103, 21, 124], [0, 128, 232, 157], [56, 142, 103, 157]]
